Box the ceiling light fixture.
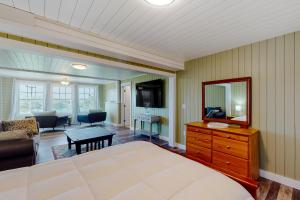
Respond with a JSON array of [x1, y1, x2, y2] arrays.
[[144, 0, 174, 6], [72, 63, 87, 70], [60, 78, 69, 85]]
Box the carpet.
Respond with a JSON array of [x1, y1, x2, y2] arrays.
[[51, 125, 168, 160]]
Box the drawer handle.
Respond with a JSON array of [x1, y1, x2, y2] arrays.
[[204, 139, 209, 142], [226, 135, 231, 139], [225, 161, 231, 165], [226, 145, 231, 149]]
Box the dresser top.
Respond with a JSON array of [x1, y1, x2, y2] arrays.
[[186, 122, 258, 136]]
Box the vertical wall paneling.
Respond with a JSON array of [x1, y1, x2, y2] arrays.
[[251, 42, 260, 128], [284, 33, 295, 178], [232, 49, 239, 78], [266, 38, 276, 172], [275, 36, 285, 175], [259, 40, 267, 170], [238, 46, 245, 77], [295, 31, 300, 180], [245, 45, 252, 77], [178, 31, 300, 180]]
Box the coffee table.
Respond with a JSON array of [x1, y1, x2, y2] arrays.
[[65, 127, 115, 154]]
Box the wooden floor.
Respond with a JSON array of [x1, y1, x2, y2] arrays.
[[37, 125, 300, 200]]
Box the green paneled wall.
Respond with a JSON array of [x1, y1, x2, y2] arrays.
[[122, 74, 169, 138], [177, 31, 300, 180], [205, 85, 226, 111]]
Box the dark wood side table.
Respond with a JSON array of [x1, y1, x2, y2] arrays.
[[65, 127, 115, 154]]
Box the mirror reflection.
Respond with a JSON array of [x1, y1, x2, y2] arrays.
[[204, 82, 247, 121]]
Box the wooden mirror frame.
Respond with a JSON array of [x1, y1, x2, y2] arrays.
[[202, 77, 252, 128]]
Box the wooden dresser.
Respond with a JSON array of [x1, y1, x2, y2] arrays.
[[186, 122, 259, 181]]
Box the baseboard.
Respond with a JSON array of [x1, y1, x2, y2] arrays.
[[175, 143, 186, 150], [158, 135, 169, 141], [105, 121, 123, 127], [259, 169, 300, 190]]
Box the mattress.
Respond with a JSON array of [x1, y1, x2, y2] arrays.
[[0, 141, 253, 200]]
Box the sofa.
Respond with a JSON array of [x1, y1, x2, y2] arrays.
[[77, 111, 106, 125], [0, 118, 39, 171], [29, 111, 69, 130], [205, 107, 226, 119]]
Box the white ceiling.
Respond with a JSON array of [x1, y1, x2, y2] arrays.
[[0, 0, 300, 61], [0, 68, 115, 84], [0, 47, 145, 81]]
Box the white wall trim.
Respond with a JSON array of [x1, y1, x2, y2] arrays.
[[168, 76, 176, 147], [260, 169, 300, 190], [175, 143, 186, 150], [159, 135, 169, 142]]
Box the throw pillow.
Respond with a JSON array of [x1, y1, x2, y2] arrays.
[[2, 118, 38, 137], [0, 130, 28, 141]]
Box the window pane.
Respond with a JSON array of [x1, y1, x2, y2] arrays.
[[18, 82, 44, 115], [51, 86, 72, 114], [78, 86, 97, 113]]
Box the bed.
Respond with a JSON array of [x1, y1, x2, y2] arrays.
[[0, 141, 253, 200]]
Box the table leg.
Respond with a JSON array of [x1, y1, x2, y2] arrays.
[[75, 144, 81, 154], [101, 140, 104, 148], [150, 122, 152, 142], [108, 137, 113, 146], [98, 141, 100, 149], [133, 119, 136, 137], [67, 137, 71, 149], [86, 143, 89, 151]]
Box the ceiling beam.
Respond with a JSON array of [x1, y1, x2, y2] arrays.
[[0, 4, 184, 71]]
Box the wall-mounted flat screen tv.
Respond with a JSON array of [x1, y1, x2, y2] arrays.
[[136, 79, 163, 108]]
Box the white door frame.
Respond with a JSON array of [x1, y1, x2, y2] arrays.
[[121, 82, 132, 128]]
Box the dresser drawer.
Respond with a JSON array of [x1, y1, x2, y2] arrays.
[[213, 136, 248, 159], [212, 151, 248, 178], [186, 131, 211, 148], [187, 126, 211, 135], [186, 144, 211, 163], [213, 131, 248, 142]]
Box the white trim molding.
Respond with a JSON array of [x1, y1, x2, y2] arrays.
[[260, 170, 300, 190], [175, 143, 186, 150], [168, 76, 176, 147]]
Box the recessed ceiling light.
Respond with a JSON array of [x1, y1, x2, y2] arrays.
[[144, 0, 174, 6], [72, 63, 87, 70]]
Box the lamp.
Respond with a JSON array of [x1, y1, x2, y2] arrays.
[[235, 105, 242, 112]]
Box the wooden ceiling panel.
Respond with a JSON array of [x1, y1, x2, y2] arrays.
[[2, 0, 300, 61]]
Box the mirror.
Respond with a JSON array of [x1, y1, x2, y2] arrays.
[[202, 77, 251, 128]]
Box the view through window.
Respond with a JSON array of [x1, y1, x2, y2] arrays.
[[52, 86, 72, 114], [19, 83, 45, 115], [78, 86, 97, 113]]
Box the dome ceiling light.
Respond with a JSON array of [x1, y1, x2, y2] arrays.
[[144, 0, 175, 6], [72, 63, 87, 70]]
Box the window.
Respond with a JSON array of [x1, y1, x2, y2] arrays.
[[52, 86, 72, 114], [18, 82, 45, 115], [78, 86, 97, 113]]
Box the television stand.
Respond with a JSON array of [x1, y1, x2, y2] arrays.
[[133, 114, 161, 142]]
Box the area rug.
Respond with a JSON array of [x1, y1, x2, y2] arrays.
[[51, 125, 168, 160]]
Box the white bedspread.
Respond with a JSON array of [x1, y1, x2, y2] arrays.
[[0, 141, 253, 200]]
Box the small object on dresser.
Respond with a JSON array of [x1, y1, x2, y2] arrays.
[[207, 122, 229, 128]]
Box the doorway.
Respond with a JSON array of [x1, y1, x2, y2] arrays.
[[121, 83, 131, 127]]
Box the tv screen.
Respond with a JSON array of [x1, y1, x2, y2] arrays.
[[136, 79, 163, 108]]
